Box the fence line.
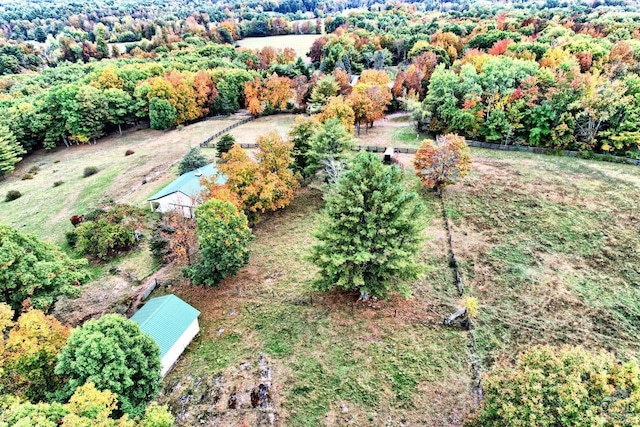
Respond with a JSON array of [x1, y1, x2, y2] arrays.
[[199, 116, 255, 148]]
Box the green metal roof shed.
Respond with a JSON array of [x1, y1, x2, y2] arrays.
[[131, 294, 200, 377], [147, 163, 226, 218]]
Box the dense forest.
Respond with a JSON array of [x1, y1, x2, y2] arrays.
[[2, 1, 640, 174]]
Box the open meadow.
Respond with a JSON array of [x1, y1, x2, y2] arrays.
[[236, 34, 321, 62]]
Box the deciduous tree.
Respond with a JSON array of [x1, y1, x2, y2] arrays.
[[413, 134, 471, 190], [467, 346, 640, 427], [55, 314, 162, 417], [186, 199, 253, 287], [0, 224, 89, 314]]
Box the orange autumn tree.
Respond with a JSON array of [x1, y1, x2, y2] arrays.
[[0, 304, 70, 402], [244, 75, 293, 116], [413, 134, 472, 190], [254, 131, 299, 212], [316, 96, 355, 132], [218, 136, 298, 219]]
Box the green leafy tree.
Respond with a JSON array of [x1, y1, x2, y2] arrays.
[[309, 152, 426, 299], [0, 125, 24, 179], [288, 116, 318, 177], [467, 346, 640, 427], [149, 98, 176, 130], [55, 314, 162, 417], [306, 117, 354, 176], [0, 383, 173, 426], [0, 224, 89, 314], [186, 199, 253, 287], [104, 88, 134, 136], [216, 134, 235, 158], [178, 147, 209, 175]]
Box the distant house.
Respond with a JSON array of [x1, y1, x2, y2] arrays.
[[131, 294, 201, 377], [147, 163, 226, 218]]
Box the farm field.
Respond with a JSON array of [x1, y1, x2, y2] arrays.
[[236, 34, 321, 62], [4, 112, 640, 425], [152, 146, 640, 425]]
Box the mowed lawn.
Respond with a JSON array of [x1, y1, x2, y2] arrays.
[[0, 115, 300, 245]]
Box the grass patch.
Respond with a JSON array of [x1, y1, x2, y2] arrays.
[[390, 126, 434, 147]]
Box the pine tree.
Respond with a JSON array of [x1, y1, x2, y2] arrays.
[[309, 152, 426, 299], [0, 126, 24, 179], [216, 134, 235, 158]]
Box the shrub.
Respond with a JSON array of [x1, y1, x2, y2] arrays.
[[54, 159, 60, 164], [466, 346, 640, 426], [178, 147, 208, 175], [69, 215, 84, 226], [83, 166, 98, 177], [65, 230, 78, 248], [28, 165, 40, 174], [21, 173, 33, 180], [53, 180, 64, 187], [5, 190, 21, 202], [74, 203, 145, 260], [125, 149, 135, 156]]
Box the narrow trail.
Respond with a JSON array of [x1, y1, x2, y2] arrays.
[[438, 190, 484, 406]]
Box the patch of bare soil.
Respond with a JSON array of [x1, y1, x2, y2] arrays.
[[162, 355, 279, 427]]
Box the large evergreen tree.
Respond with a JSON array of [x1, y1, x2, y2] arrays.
[[309, 152, 426, 299]]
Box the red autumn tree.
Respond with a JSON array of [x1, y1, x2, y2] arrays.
[[413, 134, 472, 190]]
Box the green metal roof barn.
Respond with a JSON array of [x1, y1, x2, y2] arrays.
[[131, 294, 201, 377]]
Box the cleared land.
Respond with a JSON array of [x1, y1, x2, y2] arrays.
[[236, 34, 321, 62], [0, 117, 241, 245], [5, 110, 640, 425]]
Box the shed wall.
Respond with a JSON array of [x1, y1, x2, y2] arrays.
[[160, 318, 200, 377], [155, 192, 196, 218]]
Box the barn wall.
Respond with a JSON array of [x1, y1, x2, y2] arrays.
[[160, 318, 200, 377], [156, 192, 196, 218]]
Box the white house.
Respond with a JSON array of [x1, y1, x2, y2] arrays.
[[147, 163, 226, 218], [130, 294, 201, 377]]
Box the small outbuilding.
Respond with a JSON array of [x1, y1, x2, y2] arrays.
[[131, 294, 201, 377], [147, 163, 226, 218]]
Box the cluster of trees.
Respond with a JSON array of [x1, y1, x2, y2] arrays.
[[0, 305, 173, 426]]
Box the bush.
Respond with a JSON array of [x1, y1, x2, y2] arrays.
[[65, 230, 78, 248], [74, 203, 145, 260], [21, 173, 33, 180], [69, 215, 84, 226], [467, 346, 640, 426], [53, 180, 64, 187], [5, 190, 21, 202], [125, 149, 135, 156], [28, 165, 40, 174], [83, 166, 98, 177]]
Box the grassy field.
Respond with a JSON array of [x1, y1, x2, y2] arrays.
[[156, 147, 640, 426], [357, 122, 435, 148], [236, 34, 321, 62], [158, 187, 472, 426]]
